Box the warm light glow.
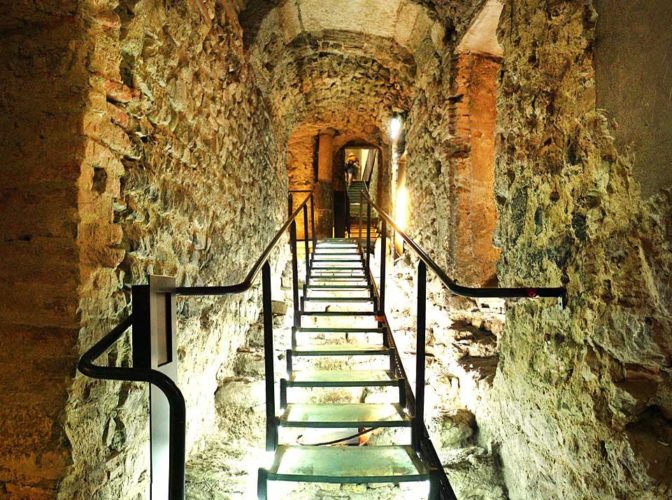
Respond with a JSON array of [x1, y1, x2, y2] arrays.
[[395, 185, 408, 232], [389, 116, 402, 141]]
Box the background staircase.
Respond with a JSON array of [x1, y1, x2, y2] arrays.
[[347, 181, 379, 249], [258, 238, 441, 499]]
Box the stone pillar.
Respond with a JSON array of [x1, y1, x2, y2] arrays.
[[452, 53, 501, 286], [314, 129, 336, 238]]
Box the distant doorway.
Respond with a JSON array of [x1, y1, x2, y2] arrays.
[[344, 147, 379, 186], [334, 146, 380, 237]]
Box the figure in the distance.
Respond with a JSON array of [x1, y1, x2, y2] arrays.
[[345, 153, 360, 186]]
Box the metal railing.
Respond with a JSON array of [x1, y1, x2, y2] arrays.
[[356, 186, 566, 500], [79, 316, 187, 499], [78, 192, 316, 499]]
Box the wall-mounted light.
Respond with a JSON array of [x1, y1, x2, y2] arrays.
[[389, 115, 403, 141]]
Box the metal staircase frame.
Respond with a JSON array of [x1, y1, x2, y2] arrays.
[[78, 185, 566, 499]]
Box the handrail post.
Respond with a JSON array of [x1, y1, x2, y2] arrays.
[[379, 218, 387, 314], [366, 197, 371, 270], [303, 203, 310, 282], [310, 193, 317, 259], [344, 187, 349, 238], [358, 191, 364, 250], [289, 195, 300, 328], [262, 261, 277, 451], [412, 260, 427, 452], [168, 393, 186, 500]]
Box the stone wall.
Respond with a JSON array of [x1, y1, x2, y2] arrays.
[[404, 53, 458, 275], [404, 51, 501, 286], [62, 1, 288, 497], [487, 1, 672, 497], [0, 3, 86, 497], [401, 1, 672, 497], [594, 0, 672, 198], [2, 0, 287, 497], [287, 128, 317, 239]]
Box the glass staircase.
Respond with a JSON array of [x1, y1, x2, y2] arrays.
[[257, 238, 441, 499], [347, 181, 379, 246], [78, 190, 563, 499]]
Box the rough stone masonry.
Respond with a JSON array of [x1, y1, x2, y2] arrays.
[[0, 0, 670, 499]]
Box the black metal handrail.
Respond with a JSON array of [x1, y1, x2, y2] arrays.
[[78, 316, 187, 499], [78, 192, 316, 500], [176, 193, 314, 296], [361, 188, 567, 307], [357, 185, 565, 500]]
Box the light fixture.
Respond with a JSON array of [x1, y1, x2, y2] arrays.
[[389, 115, 403, 141]]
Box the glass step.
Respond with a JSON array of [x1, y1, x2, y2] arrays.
[[316, 243, 358, 247], [313, 247, 362, 257], [313, 257, 362, 261], [288, 369, 398, 387], [303, 297, 373, 302], [311, 268, 364, 271], [311, 268, 365, 272], [306, 285, 369, 290], [300, 311, 377, 316], [300, 317, 381, 328], [305, 292, 373, 299], [309, 276, 367, 280], [279, 403, 410, 427], [312, 263, 364, 268], [265, 445, 431, 483], [309, 272, 365, 275], [292, 344, 390, 356], [296, 327, 385, 333], [309, 277, 368, 281], [314, 254, 361, 258], [319, 239, 358, 243]]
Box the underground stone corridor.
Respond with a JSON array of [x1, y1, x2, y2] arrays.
[[1, 0, 671, 499]]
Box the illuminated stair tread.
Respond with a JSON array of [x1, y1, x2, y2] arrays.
[[279, 403, 410, 427], [260, 237, 440, 497], [300, 310, 377, 316], [267, 445, 430, 483], [314, 252, 360, 255], [303, 297, 373, 302], [288, 369, 397, 386], [297, 326, 384, 332], [312, 264, 363, 268], [316, 244, 359, 248], [309, 277, 368, 281], [306, 292, 372, 297], [292, 344, 390, 355], [311, 269, 365, 273], [306, 285, 369, 290], [313, 258, 362, 262]]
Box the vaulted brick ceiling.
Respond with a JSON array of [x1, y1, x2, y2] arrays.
[[238, 0, 485, 139]]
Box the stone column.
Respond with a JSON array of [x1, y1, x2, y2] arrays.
[[314, 129, 336, 238]]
